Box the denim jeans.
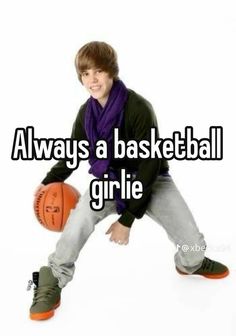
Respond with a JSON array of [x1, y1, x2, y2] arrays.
[[48, 174, 206, 288]]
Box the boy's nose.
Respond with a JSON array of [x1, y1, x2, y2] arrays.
[[91, 74, 98, 83]]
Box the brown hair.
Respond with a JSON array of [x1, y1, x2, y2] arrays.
[[75, 41, 119, 83]]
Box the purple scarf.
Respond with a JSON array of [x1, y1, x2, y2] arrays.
[[85, 80, 128, 214]]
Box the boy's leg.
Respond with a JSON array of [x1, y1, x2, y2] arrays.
[[48, 188, 116, 288], [146, 174, 206, 274]]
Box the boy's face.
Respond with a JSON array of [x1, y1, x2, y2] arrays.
[[81, 68, 113, 107]]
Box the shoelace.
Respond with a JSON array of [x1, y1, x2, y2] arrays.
[[32, 286, 58, 304], [201, 257, 215, 271]]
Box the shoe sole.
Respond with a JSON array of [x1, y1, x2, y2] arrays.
[[176, 267, 229, 279], [30, 300, 60, 321]]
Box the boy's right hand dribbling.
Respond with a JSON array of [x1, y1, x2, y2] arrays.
[[34, 184, 45, 196]]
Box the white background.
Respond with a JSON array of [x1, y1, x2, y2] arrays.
[[1, 0, 236, 335]]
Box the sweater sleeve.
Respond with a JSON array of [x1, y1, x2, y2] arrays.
[[118, 99, 161, 227], [41, 106, 87, 185]]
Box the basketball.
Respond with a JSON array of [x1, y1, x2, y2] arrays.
[[34, 182, 80, 232]]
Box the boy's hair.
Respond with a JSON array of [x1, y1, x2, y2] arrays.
[[75, 41, 119, 83]]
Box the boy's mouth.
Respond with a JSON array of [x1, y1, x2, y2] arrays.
[[90, 85, 102, 92]]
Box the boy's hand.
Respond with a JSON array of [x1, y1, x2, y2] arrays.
[[105, 221, 130, 245]]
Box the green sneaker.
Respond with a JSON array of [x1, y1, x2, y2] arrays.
[[28, 266, 61, 320], [176, 257, 229, 279]]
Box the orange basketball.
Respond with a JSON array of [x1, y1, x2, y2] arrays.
[[34, 182, 80, 232]]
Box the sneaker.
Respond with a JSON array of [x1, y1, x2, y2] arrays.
[[28, 266, 61, 320], [176, 257, 229, 279]]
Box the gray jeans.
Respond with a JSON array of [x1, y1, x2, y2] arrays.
[[48, 174, 206, 288]]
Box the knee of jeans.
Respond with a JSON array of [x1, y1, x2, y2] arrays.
[[62, 219, 95, 245]]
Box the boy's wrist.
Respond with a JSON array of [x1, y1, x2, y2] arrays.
[[118, 210, 135, 228]]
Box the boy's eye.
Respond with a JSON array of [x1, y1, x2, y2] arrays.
[[82, 72, 89, 77]]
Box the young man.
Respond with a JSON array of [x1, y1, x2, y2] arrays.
[[29, 41, 229, 321]]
